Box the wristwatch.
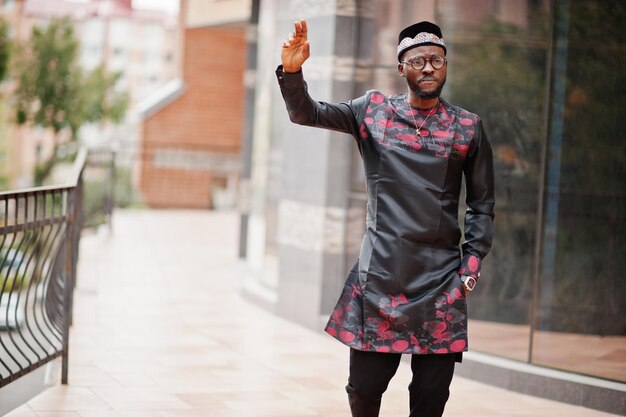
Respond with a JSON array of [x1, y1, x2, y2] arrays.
[[460, 275, 477, 293]]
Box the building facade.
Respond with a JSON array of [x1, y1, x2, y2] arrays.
[[14, 0, 178, 104], [137, 0, 249, 208], [0, 0, 178, 188], [239, 0, 625, 411]]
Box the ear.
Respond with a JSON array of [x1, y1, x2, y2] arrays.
[[398, 62, 405, 77]]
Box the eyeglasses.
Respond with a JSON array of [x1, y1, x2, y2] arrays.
[[401, 55, 447, 70]]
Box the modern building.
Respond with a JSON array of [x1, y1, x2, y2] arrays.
[[0, 0, 178, 188], [137, 0, 249, 208], [238, 0, 625, 414], [8, 0, 178, 104]]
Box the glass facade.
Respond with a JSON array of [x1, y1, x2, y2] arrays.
[[245, 0, 625, 384], [345, 0, 625, 382], [531, 0, 626, 381]]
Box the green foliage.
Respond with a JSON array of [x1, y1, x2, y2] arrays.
[[0, 87, 9, 189], [0, 249, 32, 293], [68, 65, 129, 139], [82, 163, 137, 228], [12, 18, 128, 141], [33, 147, 78, 185], [0, 270, 31, 293], [0, 17, 10, 83], [14, 18, 79, 134], [12, 18, 129, 185]]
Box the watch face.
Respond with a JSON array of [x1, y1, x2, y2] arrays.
[[463, 276, 476, 290]]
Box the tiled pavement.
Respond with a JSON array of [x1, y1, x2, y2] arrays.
[[5, 210, 620, 417]]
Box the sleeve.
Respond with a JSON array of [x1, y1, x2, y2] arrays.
[[457, 119, 495, 281], [275, 65, 364, 138]]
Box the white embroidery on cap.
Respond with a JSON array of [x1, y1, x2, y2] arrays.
[[397, 32, 446, 57]]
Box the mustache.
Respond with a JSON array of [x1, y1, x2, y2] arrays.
[[407, 74, 446, 99]]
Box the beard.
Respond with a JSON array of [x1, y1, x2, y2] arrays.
[[407, 74, 446, 99]]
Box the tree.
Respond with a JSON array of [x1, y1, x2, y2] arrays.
[[14, 18, 79, 141], [0, 17, 11, 190], [0, 17, 10, 83], [13, 17, 128, 145], [67, 65, 129, 139]]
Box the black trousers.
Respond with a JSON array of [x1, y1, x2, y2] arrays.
[[346, 348, 456, 417]]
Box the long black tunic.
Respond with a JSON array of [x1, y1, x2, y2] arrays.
[[277, 66, 495, 355]]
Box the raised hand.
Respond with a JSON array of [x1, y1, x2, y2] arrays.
[[281, 19, 310, 73]]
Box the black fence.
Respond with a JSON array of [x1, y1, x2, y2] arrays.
[[0, 142, 232, 390], [82, 150, 116, 229], [0, 150, 87, 387]]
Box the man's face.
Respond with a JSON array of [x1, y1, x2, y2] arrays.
[[398, 45, 447, 100]]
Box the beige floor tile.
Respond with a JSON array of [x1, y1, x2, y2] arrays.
[[4, 404, 39, 417], [76, 411, 122, 417], [8, 210, 618, 417], [159, 412, 317, 417], [116, 412, 162, 417], [107, 373, 158, 388], [27, 386, 111, 412], [66, 366, 121, 388], [156, 411, 234, 417], [95, 412, 161, 417], [87, 387, 191, 411], [223, 398, 318, 416]]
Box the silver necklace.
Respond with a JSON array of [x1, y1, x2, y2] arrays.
[[407, 99, 439, 137]]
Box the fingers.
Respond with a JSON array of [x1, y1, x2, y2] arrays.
[[282, 36, 299, 48], [294, 20, 301, 37], [282, 19, 308, 48], [282, 31, 296, 48], [294, 19, 307, 39]]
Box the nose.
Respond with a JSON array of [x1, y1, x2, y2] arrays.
[[421, 61, 435, 74]]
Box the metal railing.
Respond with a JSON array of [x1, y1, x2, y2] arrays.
[[0, 149, 86, 387], [82, 150, 115, 229], [0, 140, 229, 390], [0, 139, 239, 391]]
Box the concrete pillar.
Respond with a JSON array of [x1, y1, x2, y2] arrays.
[[245, 0, 367, 329]]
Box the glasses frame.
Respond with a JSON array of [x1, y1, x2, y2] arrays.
[[401, 55, 447, 71]]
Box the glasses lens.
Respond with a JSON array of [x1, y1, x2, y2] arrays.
[[410, 57, 426, 70], [431, 55, 445, 69]]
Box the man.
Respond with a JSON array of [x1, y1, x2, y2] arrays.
[[277, 19, 494, 417]]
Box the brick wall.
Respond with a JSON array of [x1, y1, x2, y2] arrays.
[[140, 25, 246, 208]]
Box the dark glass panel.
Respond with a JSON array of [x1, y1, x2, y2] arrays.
[[349, 0, 550, 362], [533, 0, 626, 382], [443, 2, 550, 361]]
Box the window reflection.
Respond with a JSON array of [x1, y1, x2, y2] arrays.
[[350, 0, 625, 381], [532, 0, 626, 382], [444, 6, 548, 363]]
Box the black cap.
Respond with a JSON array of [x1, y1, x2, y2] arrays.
[[397, 21, 446, 61]]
